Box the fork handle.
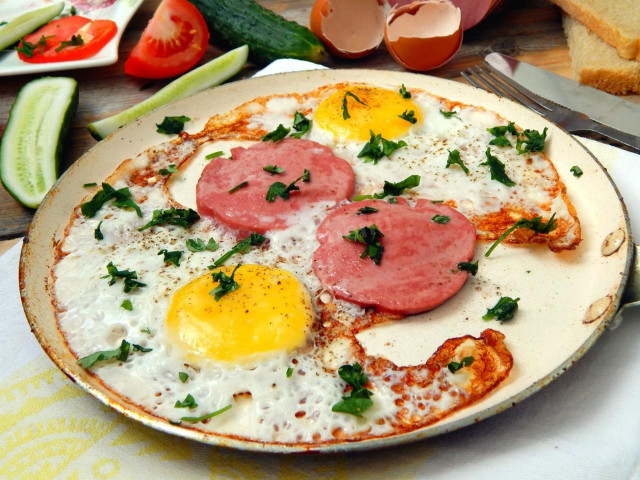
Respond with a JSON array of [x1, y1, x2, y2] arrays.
[[575, 120, 640, 153]]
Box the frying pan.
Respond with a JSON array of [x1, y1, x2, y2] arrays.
[[19, 69, 636, 453]]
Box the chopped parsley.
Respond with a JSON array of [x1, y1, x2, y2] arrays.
[[331, 363, 373, 417], [343, 225, 384, 265], [228, 180, 248, 194], [16, 35, 51, 57], [205, 151, 224, 160], [55, 34, 84, 52], [186, 237, 219, 252], [570, 165, 583, 177], [158, 164, 178, 175], [261, 124, 290, 142], [353, 175, 421, 201], [445, 149, 469, 175], [179, 372, 189, 383], [387, 197, 398, 204], [440, 110, 458, 119], [138, 207, 200, 231], [158, 249, 183, 266], [175, 394, 198, 409], [156, 115, 190, 134], [447, 356, 474, 373], [356, 206, 379, 215], [77, 339, 151, 369], [121, 299, 133, 311], [103, 262, 146, 293], [398, 109, 417, 124], [357, 130, 407, 164], [399, 84, 411, 99], [69, 6, 77, 15], [210, 264, 241, 301], [485, 213, 557, 257], [290, 111, 311, 138], [457, 260, 479, 276], [480, 148, 515, 187], [81, 182, 142, 218], [286, 367, 294, 378], [266, 169, 310, 202], [94, 220, 104, 240], [140, 327, 151, 334], [489, 135, 511, 147], [516, 128, 547, 154], [487, 122, 518, 137], [83, 182, 97, 188], [342, 91, 367, 120], [263, 165, 284, 175], [212, 233, 266, 267], [180, 404, 232, 423], [0, 21, 6, 27], [483, 296, 520, 321], [432, 214, 450, 224]]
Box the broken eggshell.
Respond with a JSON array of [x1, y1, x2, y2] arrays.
[[388, 0, 504, 31], [384, 0, 463, 71]]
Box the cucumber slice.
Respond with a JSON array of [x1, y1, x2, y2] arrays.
[[0, 2, 64, 51], [87, 45, 249, 141], [0, 77, 78, 209]]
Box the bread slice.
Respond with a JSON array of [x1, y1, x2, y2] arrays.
[[563, 15, 640, 94], [550, 0, 640, 60]]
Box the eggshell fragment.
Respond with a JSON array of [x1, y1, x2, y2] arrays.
[[388, 0, 505, 31], [310, 0, 386, 58], [384, 0, 463, 71]]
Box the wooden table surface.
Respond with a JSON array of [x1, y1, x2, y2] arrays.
[[0, 0, 637, 253]]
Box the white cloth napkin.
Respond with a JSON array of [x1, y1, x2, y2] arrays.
[[2, 60, 640, 479]]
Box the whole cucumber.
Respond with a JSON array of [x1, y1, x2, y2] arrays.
[[188, 0, 326, 65]]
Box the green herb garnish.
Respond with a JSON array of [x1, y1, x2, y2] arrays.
[[210, 264, 241, 301], [140, 327, 151, 334], [121, 299, 133, 311], [175, 394, 198, 409], [179, 372, 189, 383], [261, 124, 290, 142], [266, 169, 310, 202], [77, 339, 150, 369], [263, 165, 284, 175], [343, 225, 384, 265], [447, 356, 474, 373], [489, 136, 511, 147], [83, 182, 97, 188], [357, 130, 407, 164], [286, 367, 294, 378], [156, 115, 190, 134], [398, 110, 417, 124], [103, 262, 146, 293], [138, 207, 200, 231], [487, 122, 518, 137], [445, 149, 469, 175], [158, 249, 183, 266], [331, 363, 373, 417], [228, 181, 248, 194], [94, 220, 104, 240], [483, 297, 520, 321], [159, 164, 178, 175], [480, 148, 516, 187], [186, 237, 219, 252], [485, 213, 557, 257], [353, 175, 420, 201], [387, 197, 398, 204], [457, 260, 479, 276], [356, 206, 379, 215], [440, 110, 458, 119], [81, 182, 142, 218], [205, 151, 224, 160], [0, 21, 7, 27], [399, 84, 411, 99], [342, 91, 367, 120], [570, 165, 583, 177], [16, 35, 51, 57], [432, 214, 450, 224], [69, 6, 77, 15], [290, 111, 311, 138], [55, 34, 84, 52], [516, 128, 547, 154], [180, 405, 232, 423], [212, 233, 266, 267]]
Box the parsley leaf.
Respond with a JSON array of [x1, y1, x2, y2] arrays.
[[343, 225, 384, 265], [489, 135, 512, 147], [487, 122, 518, 137], [156, 115, 190, 134], [387, 197, 398, 204], [16, 35, 51, 57], [440, 110, 458, 119], [356, 206, 379, 215], [266, 169, 310, 202], [77, 339, 151, 369], [138, 207, 200, 231], [81, 183, 142, 218], [132, 344, 152, 353], [159, 164, 178, 175], [94, 220, 104, 240], [290, 111, 311, 138], [331, 363, 374, 417], [83, 182, 97, 188], [286, 367, 294, 378], [570, 165, 583, 177], [516, 128, 547, 154], [457, 260, 479, 276], [342, 91, 367, 120], [398, 110, 417, 124], [485, 213, 557, 257], [179, 372, 189, 383], [432, 214, 450, 224], [447, 356, 474, 373], [375, 175, 421, 199], [103, 262, 146, 293], [55, 34, 84, 52], [357, 130, 407, 164], [480, 148, 516, 187], [180, 405, 232, 423], [175, 394, 198, 409], [140, 327, 151, 334], [205, 151, 224, 160], [212, 233, 266, 267], [483, 297, 520, 321], [0, 21, 6, 27], [263, 165, 284, 175], [186, 237, 219, 252], [121, 299, 133, 311], [158, 249, 183, 266], [210, 264, 241, 301], [399, 84, 411, 99], [261, 124, 290, 142], [228, 181, 248, 194], [445, 149, 469, 175]]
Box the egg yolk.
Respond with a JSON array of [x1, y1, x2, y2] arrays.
[[314, 85, 422, 141], [166, 265, 314, 363]]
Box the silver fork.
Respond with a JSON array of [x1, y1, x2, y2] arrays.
[[461, 63, 640, 153]]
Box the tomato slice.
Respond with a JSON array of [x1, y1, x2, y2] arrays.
[[124, 0, 210, 79], [17, 16, 118, 63]]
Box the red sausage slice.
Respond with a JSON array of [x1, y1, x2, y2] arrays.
[[312, 198, 476, 315], [196, 139, 355, 234]]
